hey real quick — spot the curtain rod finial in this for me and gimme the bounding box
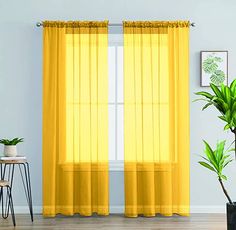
[36,22,42,27]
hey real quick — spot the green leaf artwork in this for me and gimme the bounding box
[210,70,225,86]
[202,56,219,74]
[202,53,226,86]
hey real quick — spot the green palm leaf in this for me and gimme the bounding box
[199,161,216,172]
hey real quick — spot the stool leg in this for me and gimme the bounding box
[19,163,33,222]
[7,186,16,226]
[26,163,33,222]
[0,187,3,219]
[2,164,14,219]
[0,164,2,204]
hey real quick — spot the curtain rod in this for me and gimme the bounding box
[36,22,196,27]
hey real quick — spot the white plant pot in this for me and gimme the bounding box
[4,145,17,157]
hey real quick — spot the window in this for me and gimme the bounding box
[108,33,124,170]
[64,31,170,169]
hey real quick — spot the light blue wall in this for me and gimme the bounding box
[1,0,236,212]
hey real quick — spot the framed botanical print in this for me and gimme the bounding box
[200,51,228,87]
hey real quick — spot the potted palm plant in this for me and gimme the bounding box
[199,140,235,230]
[0,138,24,157]
[195,79,236,230]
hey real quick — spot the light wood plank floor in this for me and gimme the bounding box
[0,214,227,230]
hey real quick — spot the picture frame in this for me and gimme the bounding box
[200,51,228,87]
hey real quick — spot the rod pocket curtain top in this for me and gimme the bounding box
[43,21,109,217]
[123,21,190,217]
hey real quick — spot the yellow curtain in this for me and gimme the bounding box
[124,21,190,217]
[42,21,109,217]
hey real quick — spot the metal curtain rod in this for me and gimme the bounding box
[36,22,196,27]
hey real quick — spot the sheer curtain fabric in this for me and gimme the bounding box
[43,21,109,217]
[123,21,190,217]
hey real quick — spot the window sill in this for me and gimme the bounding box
[59,161,175,172]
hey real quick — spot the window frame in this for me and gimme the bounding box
[108,36,124,171]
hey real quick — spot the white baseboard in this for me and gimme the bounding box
[110,206,226,214]
[13,205,226,214]
[110,206,124,213]
[190,205,226,213]
[14,206,42,214]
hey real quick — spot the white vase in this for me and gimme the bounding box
[4,145,17,157]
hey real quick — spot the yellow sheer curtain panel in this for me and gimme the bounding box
[43,21,109,217]
[124,21,190,217]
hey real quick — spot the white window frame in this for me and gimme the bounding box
[108,34,124,171]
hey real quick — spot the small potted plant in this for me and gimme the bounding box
[0,138,24,157]
[199,140,235,230]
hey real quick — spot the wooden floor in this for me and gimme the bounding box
[0,214,227,230]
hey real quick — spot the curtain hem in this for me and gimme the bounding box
[43,206,109,217]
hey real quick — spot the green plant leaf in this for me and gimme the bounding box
[221,84,227,101]
[192,98,211,103]
[203,140,218,170]
[225,86,232,107]
[223,159,233,168]
[231,101,236,113]
[194,80,236,133]
[210,83,223,99]
[230,79,236,93]
[0,137,24,145]
[195,91,213,100]
[216,140,226,163]
[224,124,231,130]
[218,116,227,122]
[199,155,211,163]
[225,110,231,123]
[199,161,216,172]
[221,175,227,180]
[199,140,232,185]
[226,148,235,152]
[202,102,213,111]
